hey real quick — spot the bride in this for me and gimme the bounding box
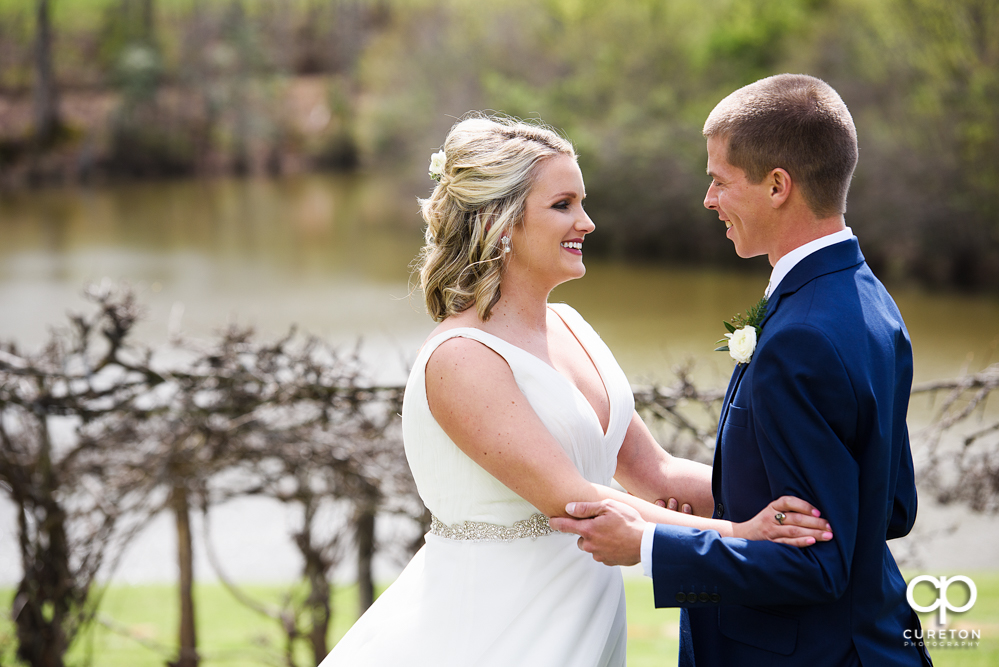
[319,115,832,666]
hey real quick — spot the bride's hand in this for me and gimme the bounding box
[655,498,693,514]
[732,496,833,547]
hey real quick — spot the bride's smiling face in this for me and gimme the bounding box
[508,155,595,289]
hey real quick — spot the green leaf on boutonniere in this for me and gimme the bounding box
[715,296,768,354]
[730,295,768,330]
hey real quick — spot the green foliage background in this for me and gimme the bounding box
[353,0,999,285]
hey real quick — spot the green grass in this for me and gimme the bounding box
[623,578,681,667]
[0,583,368,667]
[2,574,997,666]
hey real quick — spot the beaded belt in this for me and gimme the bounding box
[429,512,555,541]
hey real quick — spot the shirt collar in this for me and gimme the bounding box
[765,227,854,299]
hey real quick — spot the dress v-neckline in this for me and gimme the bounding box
[548,306,613,438]
[432,307,614,439]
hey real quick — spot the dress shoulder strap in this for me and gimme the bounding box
[548,302,587,332]
[548,303,606,350]
[415,327,523,374]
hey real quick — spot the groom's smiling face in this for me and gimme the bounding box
[704,135,777,262]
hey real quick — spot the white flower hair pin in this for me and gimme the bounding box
[428,150,446,182]
[716,296,768,364]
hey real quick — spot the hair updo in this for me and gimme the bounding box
[417,114,575,322]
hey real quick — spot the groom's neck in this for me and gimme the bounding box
[768,214,847,266]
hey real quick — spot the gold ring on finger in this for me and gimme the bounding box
[775,512,786,526]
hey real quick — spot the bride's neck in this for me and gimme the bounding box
[485,283,551,337]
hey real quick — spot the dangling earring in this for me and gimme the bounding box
[500,236,511,254]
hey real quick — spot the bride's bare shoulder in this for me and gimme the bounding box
[420,310,481,346]
[424,336,515,423]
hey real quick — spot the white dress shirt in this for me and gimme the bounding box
[764,227,854,299]
[640,226,855,577]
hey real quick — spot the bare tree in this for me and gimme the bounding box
[32,0,63,146]
[6,283,999,667]
[911,364,999,513]
[140,0,156,43]
[632,362,725,463]
[0,283,422,666]
[0,286,159,667]
[183,329,409,665]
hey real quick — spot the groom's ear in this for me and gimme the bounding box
[768,168,792,208]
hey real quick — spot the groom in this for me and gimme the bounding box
[552,74,931,666]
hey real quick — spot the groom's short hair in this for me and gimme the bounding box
[703,74,858,218]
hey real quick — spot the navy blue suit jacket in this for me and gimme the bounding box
[651,239,929,666]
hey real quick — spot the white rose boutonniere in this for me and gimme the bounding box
[724,326,757,364]
[715,296,768,364]
[428,150,446,182]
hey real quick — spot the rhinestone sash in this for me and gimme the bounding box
[429,512,555,541]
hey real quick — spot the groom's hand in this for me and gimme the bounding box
[548,500,646,567]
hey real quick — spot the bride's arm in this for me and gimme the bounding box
[426,337,618,518]
[589,482,830,541]
[614,411,714,517]
[426,338,830,543]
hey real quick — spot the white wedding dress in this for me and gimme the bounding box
[319,304,633,667]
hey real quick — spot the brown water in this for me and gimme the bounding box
[2,174,998,581]
[2,173,996,386]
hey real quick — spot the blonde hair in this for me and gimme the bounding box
[417,114,575,322]
[704,74,858,218]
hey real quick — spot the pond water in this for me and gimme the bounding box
[1,173,997,582]
[3,173,996,383]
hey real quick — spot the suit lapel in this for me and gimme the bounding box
[710,238,866,513]
[763,238,865,323]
